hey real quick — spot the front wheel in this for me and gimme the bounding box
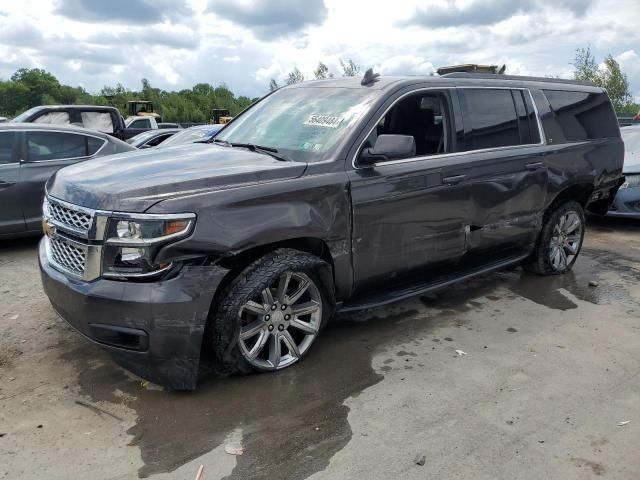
[210,249,332,374]
[524,201,585,275]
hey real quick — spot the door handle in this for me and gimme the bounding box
[525,162,544,171]
[442,174,466,185]
[0,181,16,189]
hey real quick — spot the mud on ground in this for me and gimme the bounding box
[1,217,639,480]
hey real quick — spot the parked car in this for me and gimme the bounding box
[39,71,624,389]
[608,126,640,218]
[154,124,222,148]
[158,123,181,129]
[123,115,160,139]
[0,117,8,123]
[0,123,135,238]
[126,128,180,149]
[12,105,126,140]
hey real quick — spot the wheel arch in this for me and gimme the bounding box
[209,237,344,316]
[545,183,593,220]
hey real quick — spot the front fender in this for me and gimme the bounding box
[148,171,353,297]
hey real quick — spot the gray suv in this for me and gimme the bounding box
[38,72,624,389]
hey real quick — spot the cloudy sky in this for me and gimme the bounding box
[0,0,638,99]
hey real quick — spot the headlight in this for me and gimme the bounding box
[620,174,640,189]
[102,214,195,279]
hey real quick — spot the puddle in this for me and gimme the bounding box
[57,243,639,478]
[62,306,458,479]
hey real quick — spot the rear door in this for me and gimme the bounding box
[19,130,93,231]
[0,130,24,235]
[456,87,548,265]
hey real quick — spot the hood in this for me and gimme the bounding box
[47,144,308,211]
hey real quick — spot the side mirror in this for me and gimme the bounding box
[359,134,416,166]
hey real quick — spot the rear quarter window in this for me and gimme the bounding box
[543,90,619,141]
[87,136,106,155]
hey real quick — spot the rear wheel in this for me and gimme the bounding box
[210,249,331,374]
[524,200,585,275]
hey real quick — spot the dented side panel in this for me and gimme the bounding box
[148,164,354,299]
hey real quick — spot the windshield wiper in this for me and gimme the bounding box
[228,142,292,162]
[209,138,292,162]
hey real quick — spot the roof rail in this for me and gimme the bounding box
[440,72,597,86]
[437,64,505,75]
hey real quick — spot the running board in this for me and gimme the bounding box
[338,254,528,313]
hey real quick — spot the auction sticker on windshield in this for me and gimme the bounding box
[304,114,342,128]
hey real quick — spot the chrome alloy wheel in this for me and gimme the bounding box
[237,271,322,370]
[548,210,583,271]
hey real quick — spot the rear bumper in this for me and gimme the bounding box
[38,238,228,389]
[607,186,640,219]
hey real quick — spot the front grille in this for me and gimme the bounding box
[48,198,92,233]
[49,236,86,276]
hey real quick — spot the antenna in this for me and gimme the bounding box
[361,68,380,86]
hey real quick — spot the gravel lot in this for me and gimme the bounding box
[1,218,639,480]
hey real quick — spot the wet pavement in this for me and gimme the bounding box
[1,217,639,479]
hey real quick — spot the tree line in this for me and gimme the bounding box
[0,69,255,122]
[0,50,637,122]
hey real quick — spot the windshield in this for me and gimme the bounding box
[215,86,380,162]
[13,107,42,122]
[158,125,221,148]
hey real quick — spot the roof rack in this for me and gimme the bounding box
[436,64,506,75]
[439,71,596,86]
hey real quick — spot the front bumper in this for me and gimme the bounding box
[607,186,640,219]
[39,238,228,389]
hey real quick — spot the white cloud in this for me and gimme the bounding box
[0,0,638,100]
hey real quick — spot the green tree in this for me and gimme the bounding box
[286,67,305,85]
[600,55,632,112]
[1,67,266,121]
[573,47,599,83]
[573,47,634,112]
[314,62,330,79]
[340,59,360,77]
[10,68,61,109]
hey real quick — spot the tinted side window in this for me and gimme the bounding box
[0,132,16,164]
[27,131,87,161]
[461,89,520,150]
[130,119,151,129]
[543,90,619,141]
[87,136,106,155]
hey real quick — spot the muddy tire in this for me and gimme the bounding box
[209,249,333,375]
[523,200,585,275]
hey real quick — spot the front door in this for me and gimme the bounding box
[0,130,24,235]
[347,88,471,294]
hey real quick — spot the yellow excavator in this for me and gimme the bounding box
[126,100,162,123]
